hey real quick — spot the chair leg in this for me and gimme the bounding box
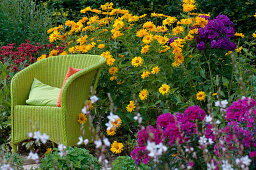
[11,143,17,153]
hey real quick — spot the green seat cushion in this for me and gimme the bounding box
[26,78,61,106]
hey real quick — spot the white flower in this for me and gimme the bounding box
[236,156,251,167]
[27,132,33,138]
[208,138,214,145]
[107,112,119,122]
[0,164,14,170]
[84,139,89,145]
[134,113,143,124]
[199,136,207,145]
[222,160,233,170]
[81,106,90,114]
[98,155,102,162]
[216,120,221,124]
[103,138,110,147]
[58,144,66,152]
[27,151,39,160]
[207,160,216,170]
[105,121,114,131]
[215,100,228,108]
[146,141,157,157]
[205,115,213,123]
[33,131,41,143]
[156,143,167,155]
[94,139,102,148]
[40,133,49,144]
[90,95,99,104]
[77,136,84,145]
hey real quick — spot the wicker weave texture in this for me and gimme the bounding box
[11,54,106,152]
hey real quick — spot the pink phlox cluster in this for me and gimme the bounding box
[130,146,150,165]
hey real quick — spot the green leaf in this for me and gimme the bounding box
[222,77,229,87]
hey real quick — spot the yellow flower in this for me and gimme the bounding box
[234,32,245,38]
[59,51,68,56]
[193,17,208,28]
[141,71,150,79]
[159,46,170,53]
[112,30,123,39]
[252,33,256,38]
[109,67,118,75]
[78,113,87,124]
[225,51,233,56]
[212,93,218,96]
[142,34,154,44]
[155,35,169,45]
[131,57,143,67]
[236,46,243,53]
[80,6,91,13]
[106,57,115,66]
[143,21,156,31]
[110,141,124,154]
[163,17,177,26]
[183,3,196,12]
[172,61,181,67]
[45,148,52,154]
[49,49,59,57]
[156,26,168,33]
[49,30,61,43]
[126,100,135,112]
[172,26,184,35]
[174,53,184,63]
[98,44,105,49]
[141,45,150,54]
[37,54,47,61]
[151,66,160,74]
[107,126,116,136]
[196,91,205,101]
[159,84,170,95]
[139,89,149,100]
[136,29,148,37]
[111,118,122,128]
[110,76,117,81]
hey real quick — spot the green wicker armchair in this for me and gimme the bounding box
[11,54,106,152]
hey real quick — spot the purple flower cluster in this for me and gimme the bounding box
[196,15,236,51]
[131,106,206,164]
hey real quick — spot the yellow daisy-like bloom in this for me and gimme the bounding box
[136,29,148,37]
[111,141,124,154]
[107,126,116,136]
[196,91,205,101]
[131,57,143,67]
[143,21,156,31]
[112,30,123,39]
[85,100,93,110]
[141,71,150,79]
[106,57,116,66]
[139,89,149,100]
[252,33,256,38]
[37,54,47,61]
[159,46,170,53]
[172,26,184,35]
[183,0,195,4]
[183,4,196,12]
[110,76,117,81]
[98,44,105,49]
[163,17,177,26]
[236,46,243,53]
[234,32,245,38]
[151,66,160,74]
[142,34,154,44]
[111,118,122,128]
[126,100,135,112]
[159,84,170,95]
[80,6,91,13]
[212,93,218,96]
[172,61,181,67]
[49,49,59,57]
[109,67,118,75]
[141,45,150,54]
[49,30,61,43]
[78,113,87,124]
[174,53,184,63]
[156,26,168,33]
[193,17,208,28]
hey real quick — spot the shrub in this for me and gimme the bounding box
[40,147,101,169]
[0,0,55,45]
[112,156,149,170]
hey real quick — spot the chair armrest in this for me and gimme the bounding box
[11,64,38,107]
[61,58,105,116]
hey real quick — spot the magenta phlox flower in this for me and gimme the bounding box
[130,146,150,165]
[156,113,175,129]
[137,126,156,147]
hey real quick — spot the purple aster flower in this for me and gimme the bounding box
[197,41,206,51]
